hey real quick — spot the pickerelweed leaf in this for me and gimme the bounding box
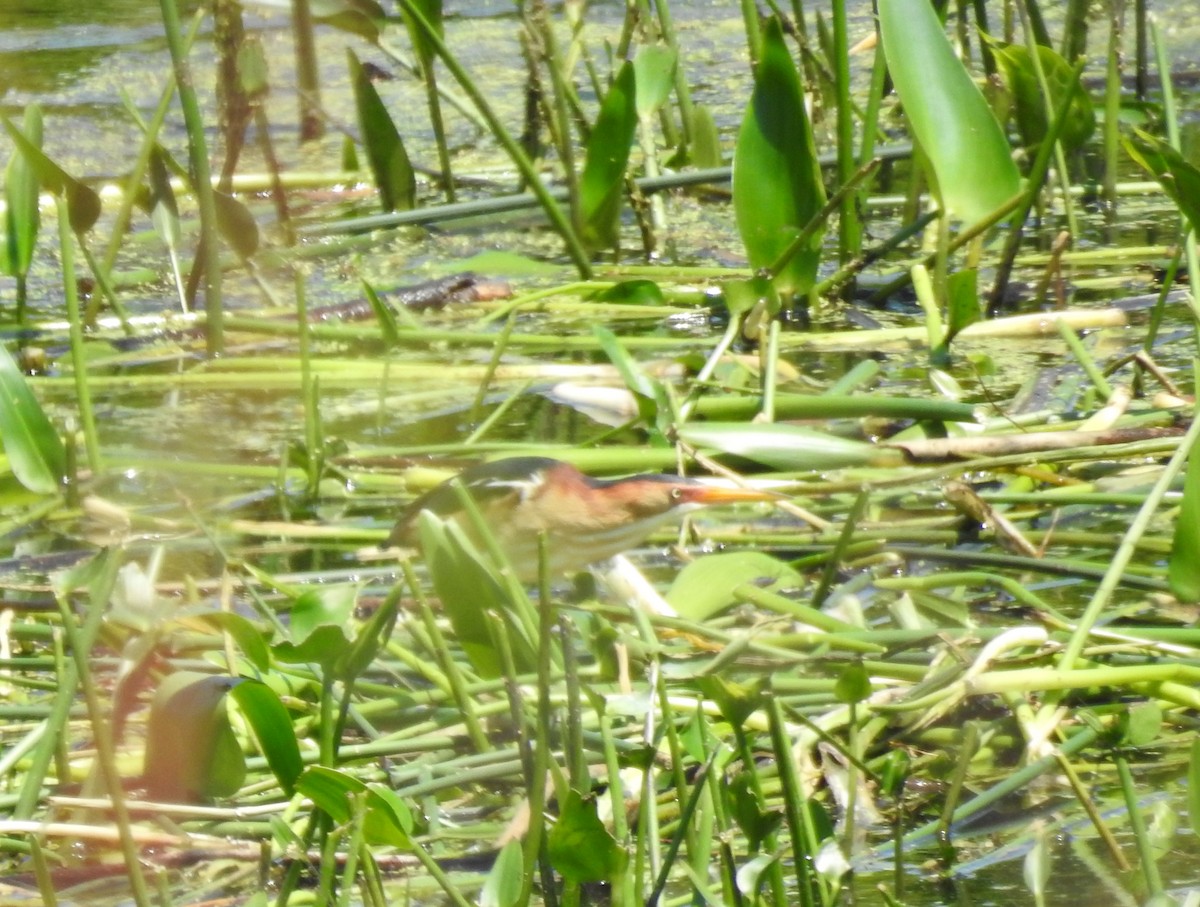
[878,0,1020,224]
[1125,130,1200,235]
[228,679,302,796]
[0,342,65,494]
[546,790,623,883]
[143,672,244,802]
[213,190,260,259]
[578,61,637,251]
[678,422,896,471]
[480,840,524,907]
[297,766,414,847]
[192,611,272,672]
[688,103,723,169]
[417,510,534,678]
[348,48,416,212]
[733,17,825,302]
[667,551,801,621]
[632,45,676,120]
[3,104,42,279]
[984,35,1095,154]
[2,114,101,233]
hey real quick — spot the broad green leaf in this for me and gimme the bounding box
[228,679,302,795]
[578,62,637,251]
[1125,130,1200,235]
[726,773,783,852]
[143,672,244,802]
[0,343,65,494]
[480,840,524,907]
[697,675,765,729]
[878,0,1020,224]
[213,190,260,259]
[833,661,871,704]
[297,766,414,847]
[667,551,802,621]
[1117,701,1162,747]
[688,103,723,169]
[3,104,42,279]
[417,510,535,678]
[192,611,272,671]
[271,585,359,671]
[2,114,101,233]
[1168,442,1200,602]
[347,48,416,212]
[546,790,623,883]
[733,17,825,302]
[985,36,1095,154]
[943,267,981,345]
[589,279,665,306]
[633,45,676,120]
[678,422,896,471]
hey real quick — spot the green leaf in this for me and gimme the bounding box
[228,680,302,796]
[578,61,637,251]
[0,343,65,494]
[1125,130,1200,235]
[192,611,272,672]
[147,147,182,254]
[1,114,101,234]
[725,772,783,851]
[677,422,895,471]
[589,279,665,306]
[271,585,358,670]
[417,510,535,678]
[697,675,765,729]
[985,36,1095,154]
[943,268,981,345]
[688,104,723,169]
[667,551,802,621]
[1168,441,1200,602]
[878,0,1021,224]
[546,790,623,883]
[480,840,524,907]
[213,190,260,259]
[143,672,245,802]
[632,45,676,120]
[400,0,442,69]
[1117,701,1162,747]
[2,104,42,279]
[593,324,673,438]
[833,661,871,704]
[733,17,826,302]
[297,766,414,847]
[347,48,416,212]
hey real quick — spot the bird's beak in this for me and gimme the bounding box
[684,484,784,505]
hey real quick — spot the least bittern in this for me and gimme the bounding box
[384,456,778,580]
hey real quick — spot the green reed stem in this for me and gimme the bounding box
[158,0,223,354]
[57,198,101,475]
[55,553,152,907]
[831,0,861,265]
[391,0,591,277]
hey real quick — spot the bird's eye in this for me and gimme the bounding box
[670,487,683,500]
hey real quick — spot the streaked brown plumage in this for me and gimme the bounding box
[385,457,778,580]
